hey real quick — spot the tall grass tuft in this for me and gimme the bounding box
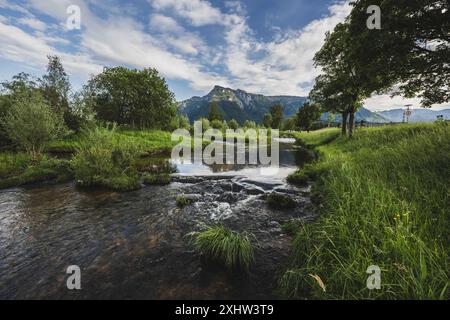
[190,225,255,272]
[71,126,141,191]
[282,123,450,299]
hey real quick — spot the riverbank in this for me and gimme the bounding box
[281,123,449,299]
[0,129,176,190]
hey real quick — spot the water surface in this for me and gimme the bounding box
[0,142,315,299]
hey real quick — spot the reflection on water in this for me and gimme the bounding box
[0,142,314,299]
[172,143,311,177]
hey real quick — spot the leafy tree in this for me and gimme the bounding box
[86,67,177,130]
[263,113,273,128]
[228,119,239,130]
[1,73,40,148]
[313,22,375,138]
[243,120,257,129]
[1,91,66,160]
[208,101,223,121]
[327,113,336,127]
[210,119,224,131]
[40,55,70,116]
[193,117,210,133]
[282,117,297,131]
[296,102,321,132]
[270,104,284,129]
[347,0,450,107]
[309,73,356,136]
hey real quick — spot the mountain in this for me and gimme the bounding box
[377,108,450,123]
[179,85,390,124]
[321,108,389,124]
[179,86,307,123]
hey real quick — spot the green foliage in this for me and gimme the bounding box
[263,113,273,128]
[243,120,257,129]
[1,91,67,160]
[1,73,39,149]
[347,0,449,107]
[190,225,255,271]
[296,102,321,132]
[169,114,190,131]
[283,123,450,299]
[227,119,239,130]
[176,195,192,207]
[0,155,73,189]
[193,118,210,133]
[71,126,141,191]
[270,104,284,129]
[210,119,224,131]
[287,171,309,186]
[282,117,297,131]
[283,128,340,147]
[281,220,305,236]
[0,152,32,179]
[40,55,70,116]
[266,192,297,210]
[208,101,223,121]
[86,67,177,130]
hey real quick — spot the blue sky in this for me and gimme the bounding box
[0,0,448,110]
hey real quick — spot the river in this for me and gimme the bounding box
[0,141,315,299]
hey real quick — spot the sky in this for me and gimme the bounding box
[0,0,448,111]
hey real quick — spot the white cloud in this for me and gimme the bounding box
[17,16,47,31]
[364,94,450,111]
[0,0,446,109]
[148,0,225,27]
[150,14,183,33]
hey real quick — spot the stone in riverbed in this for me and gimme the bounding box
[266,192,297,210]
[183,194,203,202]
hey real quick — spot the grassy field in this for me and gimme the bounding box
[0,128,176,190]
[45,129,176,155]
[282,123,449,299]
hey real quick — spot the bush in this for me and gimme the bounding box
[1,91,67,160]
[71,126,141,191]
[190,225,255,271]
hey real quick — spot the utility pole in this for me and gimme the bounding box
[403,104,413,123]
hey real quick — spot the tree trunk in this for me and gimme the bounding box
[348,111,355,139]
[341,112,348,136]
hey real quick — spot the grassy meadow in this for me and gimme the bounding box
[282,123,449,299]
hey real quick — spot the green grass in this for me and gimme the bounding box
[143,173,171,185]
[0,155,73,189]
[176,195,192,207]
[283,128,340,147]
[0,152,32,179]
[189,225,255,271]
[281,123,449,299]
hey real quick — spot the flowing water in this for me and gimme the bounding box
[0,142,316,299]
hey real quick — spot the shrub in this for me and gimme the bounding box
[190,225,255,271]
[71,126,141,191]
[1,91,67,160]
